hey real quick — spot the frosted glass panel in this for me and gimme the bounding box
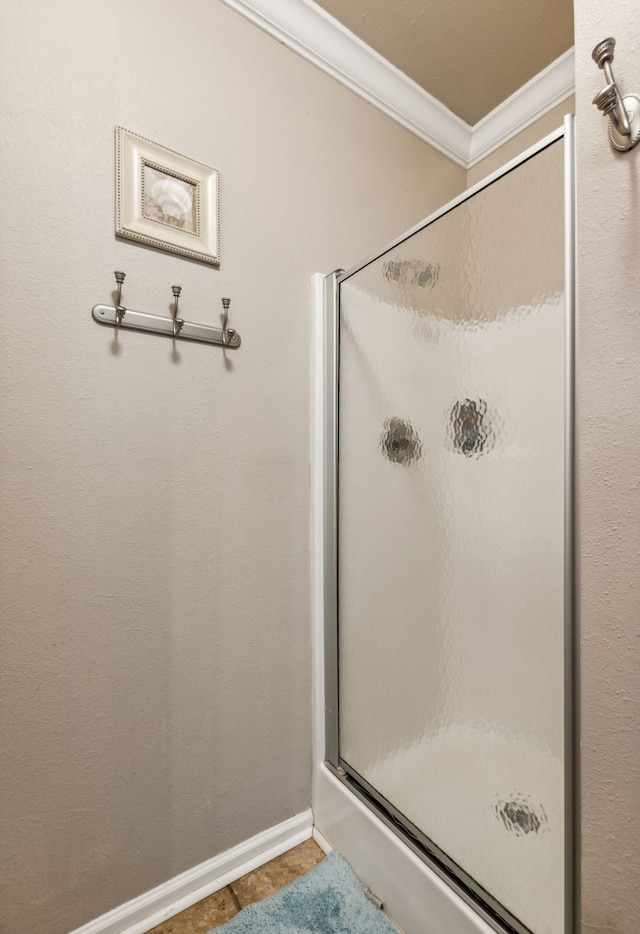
[337,140,565,934]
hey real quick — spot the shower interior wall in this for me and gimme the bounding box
[335,137,567,934]
[338,145,566,767]
[338,294,566,765]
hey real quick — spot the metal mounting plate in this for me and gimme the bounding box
[91,303,241,348]
[609,95,640,151]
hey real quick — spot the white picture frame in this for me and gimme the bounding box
[115,126,220,266]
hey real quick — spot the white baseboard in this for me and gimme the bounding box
[68,810,313,934]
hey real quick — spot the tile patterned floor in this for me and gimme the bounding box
[147,839,326,934]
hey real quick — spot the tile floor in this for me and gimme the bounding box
[147,839,326,934]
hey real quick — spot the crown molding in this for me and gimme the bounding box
[468,49,575,167]
[220,0,574,170]
[220,0,471,166]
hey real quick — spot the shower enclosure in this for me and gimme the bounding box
[314,119,576,934]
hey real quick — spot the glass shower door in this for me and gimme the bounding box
[332,131,573,934]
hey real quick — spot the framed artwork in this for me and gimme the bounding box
[115,126,220,266]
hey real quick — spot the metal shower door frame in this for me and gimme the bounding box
[322,116,578,934]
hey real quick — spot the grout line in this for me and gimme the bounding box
[227,885,242,912]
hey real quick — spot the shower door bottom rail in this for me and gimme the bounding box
[326,759,534,934]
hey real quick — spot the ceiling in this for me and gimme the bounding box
[312,0,574,125]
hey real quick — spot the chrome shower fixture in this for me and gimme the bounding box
[592,38,640,152]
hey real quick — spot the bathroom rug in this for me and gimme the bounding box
[209,851,398,933]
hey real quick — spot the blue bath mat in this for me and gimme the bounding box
[212,851,398,933]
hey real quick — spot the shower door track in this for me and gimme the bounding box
[328,759,527,934]
[321,117,578,934]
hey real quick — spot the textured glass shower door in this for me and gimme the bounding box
[331,131,574,934]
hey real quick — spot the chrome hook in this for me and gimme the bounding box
[114,271,126,327]
[171,285,184,337]
[592,38,630,136]
[592,38,640,152]
[221,297,232,346]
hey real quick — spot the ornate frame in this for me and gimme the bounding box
[115,126,220,266]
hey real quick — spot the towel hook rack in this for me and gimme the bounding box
[92,271,241,349]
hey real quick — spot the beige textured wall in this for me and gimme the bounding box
[0,2,465,933]
[574,4,640,933]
